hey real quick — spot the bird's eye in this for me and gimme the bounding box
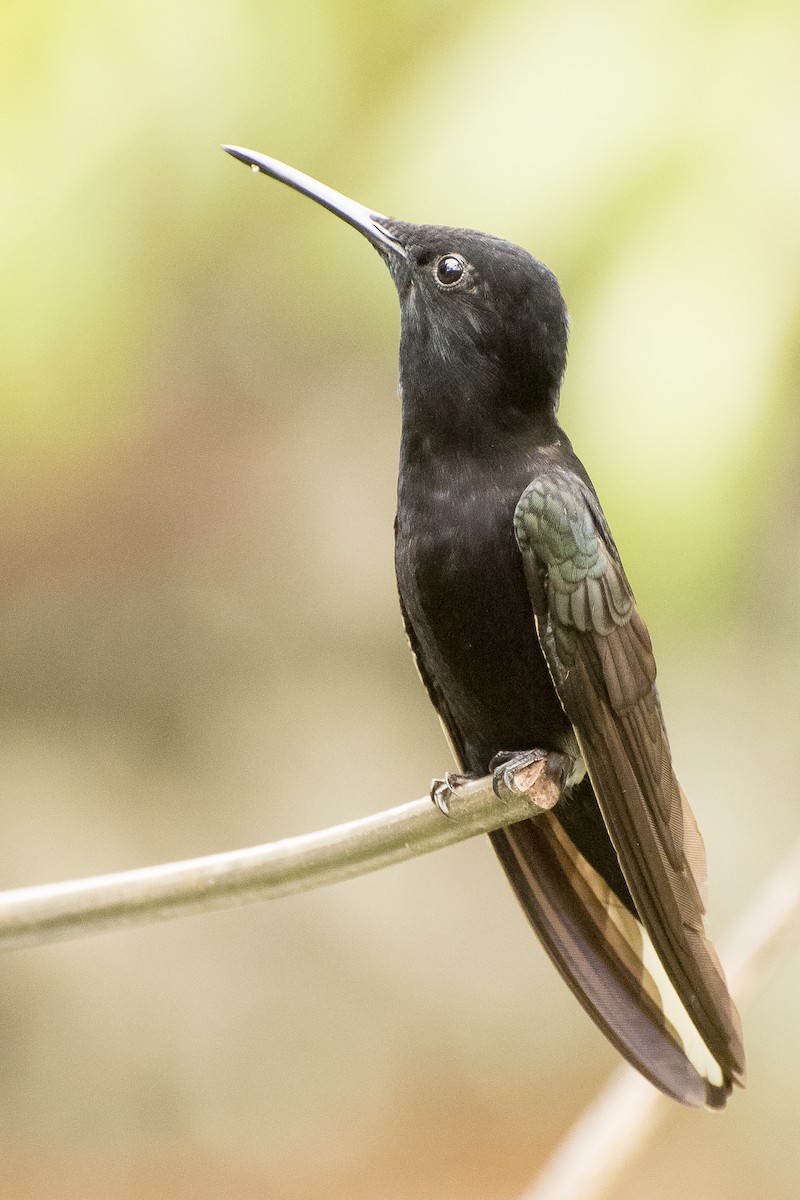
[434,254,466,288]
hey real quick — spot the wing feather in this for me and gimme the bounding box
[491,814,730,1108]
[515,471,745,1091]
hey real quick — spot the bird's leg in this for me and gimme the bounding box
[430,772,477,816]
[490,749,573,806]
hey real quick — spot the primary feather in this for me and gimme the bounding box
[513,469,745,1101]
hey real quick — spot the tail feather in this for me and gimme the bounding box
[490,814,733,1109]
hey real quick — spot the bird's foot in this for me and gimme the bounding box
[490,749,572,809]
[430,772,476,816]
[490,749,547,799]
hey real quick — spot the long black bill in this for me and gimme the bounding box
[222,145,406,259]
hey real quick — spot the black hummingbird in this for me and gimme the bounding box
[223,145,745,1108]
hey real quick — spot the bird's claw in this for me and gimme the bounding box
[489,748,568,816]
[490,749,547,798]
[432,752,570,816]
[430,772,473,816]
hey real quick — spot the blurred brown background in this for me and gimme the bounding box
[1,1,799,1197]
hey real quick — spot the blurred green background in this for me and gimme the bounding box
[1,0,799,1196]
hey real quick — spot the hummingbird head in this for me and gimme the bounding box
[379,219,569,415]
[223,146,569,424]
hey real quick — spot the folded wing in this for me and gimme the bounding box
[512,470,744,1102]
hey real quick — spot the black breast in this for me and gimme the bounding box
[394,453,573,774]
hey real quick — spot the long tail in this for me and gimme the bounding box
[490,810,734,1108]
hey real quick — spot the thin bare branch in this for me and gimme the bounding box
[521,838,800,1200]
[0,757,561,952]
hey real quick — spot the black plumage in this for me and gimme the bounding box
[224,146,745,1107]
